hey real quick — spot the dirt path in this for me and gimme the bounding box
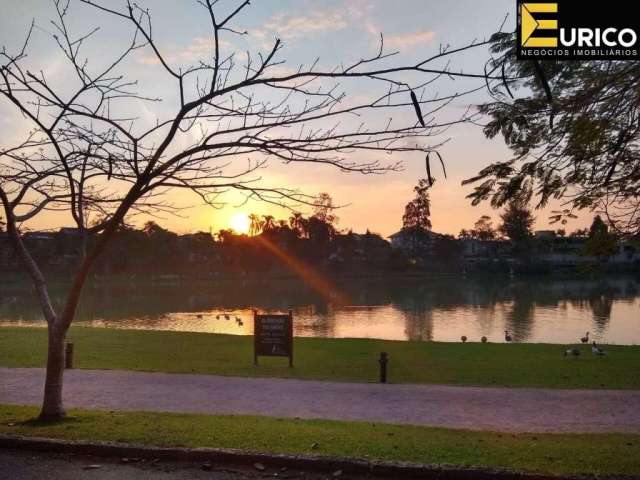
[2,368,639,433]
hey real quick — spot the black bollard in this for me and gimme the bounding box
[378,352,388,383]
[65,342,74,369]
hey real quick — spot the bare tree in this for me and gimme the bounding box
[1,0,496,419]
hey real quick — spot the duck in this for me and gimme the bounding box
[461,335,467,343]
[592,341,607,356]
[224,314,230,320]
[564,347,580,357]
[481,336,488,343]
[504,330,512,343]
[216,314,220,320]
[196,314,203,319]
[580,332,589,344]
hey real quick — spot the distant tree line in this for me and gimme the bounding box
[6,195,398,276]
[400,178,627,265]
[2,187,630,278]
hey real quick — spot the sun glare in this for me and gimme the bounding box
[229,212,251,234]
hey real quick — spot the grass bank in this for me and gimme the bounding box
[2,327,640,389]
[1,405,639,477]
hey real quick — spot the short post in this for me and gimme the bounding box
[65,342,74,369]
[288,309,293,368]
[253,310,258,366]
[378,352,388,383]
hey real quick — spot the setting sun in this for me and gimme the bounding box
[229,212,251,234]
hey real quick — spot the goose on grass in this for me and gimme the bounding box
[592,341,607,356]
[564,347,580,358]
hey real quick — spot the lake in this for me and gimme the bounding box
[1,275,639,345]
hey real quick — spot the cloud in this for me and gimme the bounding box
[262,64,299,77]
[341,1,436,51]
[252,9,350,42]
[384,31,437,50]
[138,36,234,66]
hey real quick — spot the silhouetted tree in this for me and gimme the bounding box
[466,31,640,234]
[584,216,617,259]
[583,230,618,259]
[142,222,179,272]
[432,234,461,269]
[97,222,147,273]
[217,229,236,244]
[289,212,309,238]
[462,215,497,241]
[570,228,589,239]
[401,179,434,254]
[589,215,609,238]
[499,201,534,242]
[474,216,496,240]
[261,215,276,233]
[307,216,336,256]
[313,193,339,225]
[402,179,432,232]
[248,214,263,237]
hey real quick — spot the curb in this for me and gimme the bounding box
[0,434,630,480]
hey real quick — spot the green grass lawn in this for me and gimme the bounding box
[1,327,640,389]
[1,405,639,477]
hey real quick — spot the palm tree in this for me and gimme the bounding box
[289,212,308,238]
[262,215,276,233]
[248,213,263,236]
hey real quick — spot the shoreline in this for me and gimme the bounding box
[1,269,638,286]
[1,323,639,347]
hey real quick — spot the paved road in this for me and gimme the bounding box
[0,448,341,480]
[2,368,640,433]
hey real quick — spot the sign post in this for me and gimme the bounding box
[253,310,293,367]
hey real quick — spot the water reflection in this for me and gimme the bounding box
[1,275,639,344]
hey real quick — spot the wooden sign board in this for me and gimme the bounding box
[254,310,293,367]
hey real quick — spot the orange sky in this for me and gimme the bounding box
[2,1,594,238]
[157,123,592,238]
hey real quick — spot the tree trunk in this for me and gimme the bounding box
[1,188,67,420]
[2,186,142,422]
[39,325,67,420]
